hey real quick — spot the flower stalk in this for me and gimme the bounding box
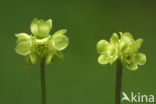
[115,60,123,104]
[40,58,46,104]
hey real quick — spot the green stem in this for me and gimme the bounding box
[115,60,123,104]
[40,58,46,104]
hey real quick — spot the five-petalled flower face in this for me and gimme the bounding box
[97,32,146,70]
[15,18,69,66]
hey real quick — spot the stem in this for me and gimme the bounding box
[115,60,123,104]
[40,58,46,104]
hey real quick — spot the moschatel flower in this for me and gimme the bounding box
[15,18,69,66]
[97,32,146,70]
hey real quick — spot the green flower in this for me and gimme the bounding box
[97,32,146,70]
[15,18,69,66]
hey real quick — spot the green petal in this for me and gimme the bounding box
[107,44,117,56]
[25,55,32,66]
[119,32,134,52]
[30,53,40,64]
[124,55,138,70]
[15,40,31,55]
[109,54,118,65]
[15,33,30,43]
[135,38,143,51]
[53,29,67,37]
[110,33,119,45]
[47,39,56,53]
[123,38,143,54]
[51,52,64,64]
[135,53,146,65]
[38,19,52,38]
[30,18,52,38]
[45,54,53,65]
[30,18,39,37]
[126,62,138,70]
[97,40,109,55]
[98,55,109,64]
[46,19,52,28]
[120,32,134,41]
[53,35,69,51]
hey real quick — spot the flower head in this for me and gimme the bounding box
[97,32,146,70]
[15,18,69,66]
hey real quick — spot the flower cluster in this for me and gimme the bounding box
[97,32,146,70]
[15,18,69,66]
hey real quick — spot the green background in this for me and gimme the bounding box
[0,0,155,104]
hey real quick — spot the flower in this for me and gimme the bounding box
[97,32,146,70]
[15,18,69,66]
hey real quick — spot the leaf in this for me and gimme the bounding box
[52,35,69,51]
[97,40,109,55]
[98,55,109,64]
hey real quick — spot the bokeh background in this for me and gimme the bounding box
[0,0,155,104]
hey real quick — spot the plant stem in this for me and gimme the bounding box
[40,58,46,104]
[115,60,123,104]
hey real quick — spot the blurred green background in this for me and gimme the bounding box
[0,0,155,104]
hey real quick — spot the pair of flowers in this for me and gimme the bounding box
[15,18,146,70]
[15,18,146,104]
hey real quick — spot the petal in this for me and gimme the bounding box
[135,53,146,65]
[47,39,56,53]
[135,38,143,51]
[97,40,109,55]
[119,32,134,52]
[98,55,109,64]
[38,19,52,38]
[51,52,64,64]
[53,35,69,51]
[30,53,40,64]
[52,29,67,37]
[110,33,119,45]
[15,40,31,55]
[45,54,53,65]
[109,54,118,65]
[30,18,52,38]
[124,39,143,54]
[46,19,52,28]
[25,55,32,66]
[107,44,117,56]
[15,33,30,43]
[126,62,138,71]
[120,32,134,42]
[30,18,39,37]
[124,55,138,70]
